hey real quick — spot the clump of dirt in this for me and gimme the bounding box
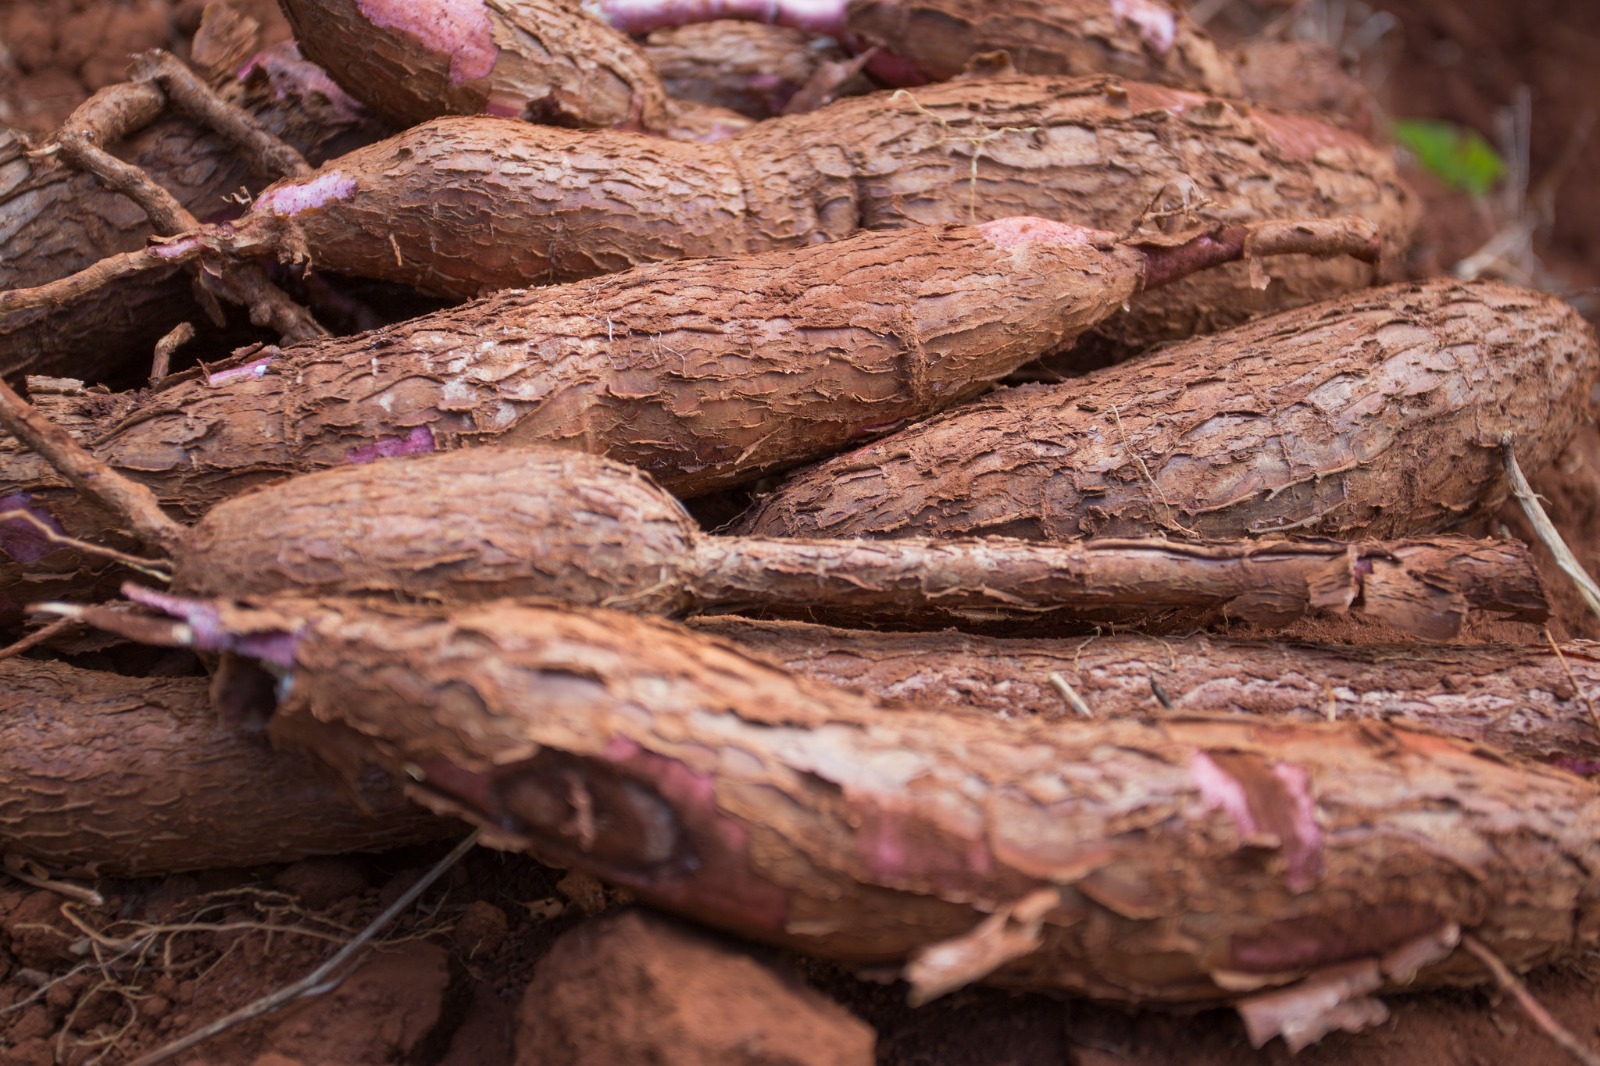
[516,909,876,1066]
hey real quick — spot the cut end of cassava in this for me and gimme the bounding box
[352,0,498,84]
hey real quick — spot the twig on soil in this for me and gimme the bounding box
[0,377,185,555]
[2,854,105,906]
[1504,435,1600,622]
[1460,934,1600,1066]
[127,831,480,1066]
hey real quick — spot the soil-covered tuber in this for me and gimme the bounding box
[738,279,1600,543]
[0,657,457,875]
[67,593,1600,1015]
[142,447,1543,638]
[689,617,1600,770]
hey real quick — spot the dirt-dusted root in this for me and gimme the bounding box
[78,594,1600,1013]
[642,21,853,118]
[0,658,458,876]
[213,74,1412,340]
[278,0,671,131]
[737,279,1600,544]
[842,0,1243,96]
[517,909,877,1064]
[688,617,1600,770]
[163,448,1543,638]
[0,41,385,385]
[0,217,1380,618]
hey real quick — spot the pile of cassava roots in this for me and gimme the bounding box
[2,0,1598,1062]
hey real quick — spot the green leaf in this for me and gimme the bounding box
[1392,119,1507,198]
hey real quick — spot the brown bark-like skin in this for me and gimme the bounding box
[0,658,456,876]
[278,0,671,131]
[245,74,1414,351]
[0,45,385,385]
[171,448,1545,637]
[689,617,1600,769]
[112,596,1600,1006]
[738,279,1600,544]
[1,217,1373,621]
[844,0,1243,96]
[643,22,851,118]
[517,909,877,1065]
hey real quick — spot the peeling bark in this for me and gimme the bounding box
[0,657,457,876]
[688,617,1600,769]
[77,595,1600,1006]
[738,279,1600,544]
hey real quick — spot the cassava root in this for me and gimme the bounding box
[0,657,456,876]
[738,278,1600,543]
[0,217,1382,622]
[59,593,1600,1014]
[688,617,1600,769]
[163,448,1545,638]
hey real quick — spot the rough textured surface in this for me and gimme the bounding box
[844,0,1243,96]
[643,21,851,118]
[516,909,876,1065]
[0,658,456,876]
[171,448,1545,637]
[690,617,1600,769]
[0,217,1376,623]
[98,595,1600,1007]
[738,279,1600,543]
[236,74,1414,354]
[279,0,672,131]
[0,40,385,385]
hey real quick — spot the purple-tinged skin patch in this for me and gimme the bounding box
[590,0,848,36]
[1110,0,1176,55]
[854,803,993,895]
[356,0,497,83]
[1191,751,1324,893]
[207,356,275,386]
[859,46,928,87]
[602,735,790,932]
[1552,758,1600,777]
[1271,762,1324,892]
[344,425,438,465]
[121,585,302,669]
[1191,750,1257,834]
[0,493,66,563]
[149,234,204,260]
[237,44,369,121]
[253,172,358,217]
